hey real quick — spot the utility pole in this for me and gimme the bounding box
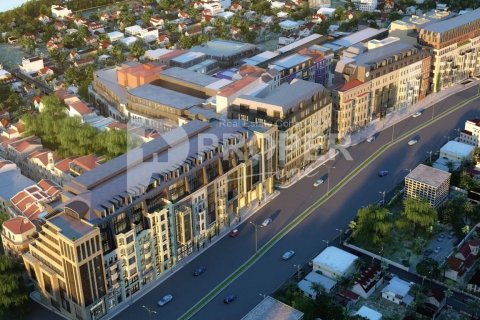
[322,239,329,247]
[379,191,386,206]
[426,150,432,163]
[293,264,301,281]
[336,228,343,244]
[142,305,157,320]
[325,165,336,194]
[250,221,261,254]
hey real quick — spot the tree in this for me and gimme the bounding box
[416,258,439,278]
[0,255,30,319]
[130,40,146,60]
[352,204,391,250]
[178,35,193,49]
[397,198,437,237]
[111,44,125,64]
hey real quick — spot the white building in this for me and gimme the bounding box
[279,20,300,31]
[203,2,224,15]
[51,5,72,19]
[298,271,337,299]
[121,36,138,47]
[19,56,44,75]
[107,31,124,42]
[312,246,358,280]
[355,306,382,320]
[124,25,143,36]
[138,27,158,43]
[459,119,480,147]
[352,0,378,12]
[433,140,475,171]
[309,0,332,9]
[381,277,414,305]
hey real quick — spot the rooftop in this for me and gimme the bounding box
[421,8,480,33]
[270,53,311,69]
[2,216,35,235]
[313,246,358,275]
[128,83,205,109]
[171,51,206,64]
[0,170,35,202]
[276,34,322,54]
[332,28,388,49]
[406,164,451,187]
[355,306,382,320]
[440,140,475,157]
[191,39,256,58]
[49,213,95,240]
[354,41,415,68]
[382,276,412,297]
[161,67,221,87]
[241,296,304,320]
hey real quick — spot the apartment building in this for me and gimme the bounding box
[2,217,36,259]
[419,9,480,92]
[19,56,45,75]
[404,164,451,208]
[332,39,431,137]
[23,119,277,319]
[352,0,378,12]
[229,79,332,183]
[459,119,480,147]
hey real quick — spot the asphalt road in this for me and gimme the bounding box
[28,84,480,320]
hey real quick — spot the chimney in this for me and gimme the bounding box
[47,152,54,171]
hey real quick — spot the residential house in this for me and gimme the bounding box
[446,240,480,282]
[107,31,124,42]
[150,16,164,27]
[433,141,475,171]
[381,276,414,305]
[88,22,105,34]
[351,264,383,298]
[312,246,358,280]
[74,57,95,68]
[1,217,36,259]
[51,5,72,20]
[38,67,54,79]
[459,119,480,147]
[298,271,337,298]
[0,158,35,216]
[355,306,383,320]
[53,21,67,31]
[125,25,143,36]
[139,27,158,43]
[38,14,51,24]
[69,154,103,177]
[416,289,446,320]
[19,56,44,75]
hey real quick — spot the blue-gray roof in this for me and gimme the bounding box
[421,8,480,33]
[0,170,35,202]
[354,41,415,67]
[49,213,95,240]
[161,67,220,87]
[128,84,205,110]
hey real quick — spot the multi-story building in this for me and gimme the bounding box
[229,79,332,183]
[308,0,331,9]
[352,0,378,12]
[404,164,451,208]
[332,39,432,137]
[2,216,36,258]
[459,119,480,147]
[190,40,257,68]
[23,119,277,319]
[19,56,45,75]
[0,157,35,215]
[419,8,480,92]
[51,5,72,19]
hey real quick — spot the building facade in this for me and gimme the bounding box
[419,9,480,92]
[459,119,480,147]
[23,120,277,319]
[229,79,332,183]
[404,164,451,208]
[2,216,36,258]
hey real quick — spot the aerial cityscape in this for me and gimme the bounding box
[1,0,480,320]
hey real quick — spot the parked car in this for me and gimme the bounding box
[158,294,173,306]
[229,229,240,238]
[367,136,375,143]
[282,250,295,260]
[408,139,418,146]
[193,265,207,276]
[223,295,237,304]
[378,170,389,177]
[437,237,443,242]
[261,218,272,227]
[412,111,423,118]
[423,249,433,257]
[313,179,324,187]
[434,246,441,253]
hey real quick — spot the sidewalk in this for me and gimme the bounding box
[340,79,480,147]
[277,149,339,189]
[100,190,280,320]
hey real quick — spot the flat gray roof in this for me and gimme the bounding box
[270,53,311,69]
[0,170,35,202]
[161,67,219,87]
[406,164,451,188]
[171,51,206,64]
[354,41,415,67]
[238,79,325,112]
[94,68,127,104]
[241,296,304,320]
[191,39,256,57]
[421,8,480,33]
[129,84,204,110]
[333,27,388,48]
[49,213,95,240]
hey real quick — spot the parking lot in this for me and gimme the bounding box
[423,231,457,263]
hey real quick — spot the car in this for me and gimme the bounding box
[412,111,423,118]
[158,294,173,307]
[223,295,237,304]
[282,250,295,260]
[423,249,433,257]
[408,139,418,146]
[261,218,272,227]
[437,237,443,242]
[378,170,389,177]
[229,229,240,238]
[439,233,445,238]
[448,232,454,239]
[366,136,375,143]
[434,246,441,253]
[193,265,207,276]
[313,179,324,187]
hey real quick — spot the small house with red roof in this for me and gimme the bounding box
[351,264,383,298]
[69,155,103,177]
[1,217,36,258]
[415,288,446,320]
[445,239,480,282]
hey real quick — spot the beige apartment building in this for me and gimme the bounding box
[23,119,277,319]
[404,164,451,208]
[229,79,332,183]
[333,39,431,137]
[419,8,480,92]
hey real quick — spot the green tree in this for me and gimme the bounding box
[0,255,30,319]
[416,258,439,278]
[130,39,146,59]
[398,198,437,237]
[352,204,391,250]
[178,35,193,49]
[111,44,125,64]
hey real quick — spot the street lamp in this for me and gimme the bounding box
[391,123,395,142]
[336,228,343,243]
[444,135,450,142]
[250,221,261,254]
[322,239,329,247]
[142,305,157,320]
[379,191,386,206]
[294,264,301,281]
[325,165,336,194]
[426,150,433,163]
[404,168,412,174]
[259,293,266,299]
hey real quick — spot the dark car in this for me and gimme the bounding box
[224,295,237,304]
[193,265,206,276]
[229,229,240,238]
[378,170,389,177]
[423,249,433,257]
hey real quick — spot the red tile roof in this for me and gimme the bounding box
[72,155,101,171]
[2,217,35,235]
[55,158,73,173]
[37,179,61,197]
[448,257,463,271]
[69,101,92,116]
[339,79,364,92]
[218,75,258,97]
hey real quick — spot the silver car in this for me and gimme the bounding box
[282,250,295,260]
[158,294,173,306]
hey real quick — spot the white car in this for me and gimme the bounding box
[282,250,295,260]
[158,294,173,306]
[313,179,324,187]
[408,139,418,146]
[366,136,375,143]
[412,111,423,118]
[261,218,272,227]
